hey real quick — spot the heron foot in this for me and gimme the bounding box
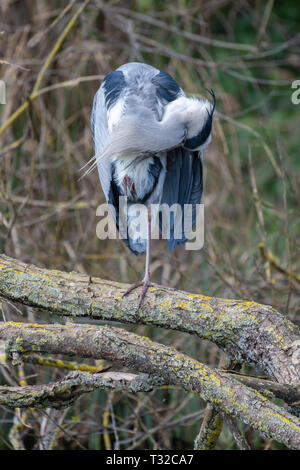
[123,279,176,308]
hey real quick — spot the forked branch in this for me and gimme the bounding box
[0,254,300,448]
[0,254,299,384]
[0,321,300,449]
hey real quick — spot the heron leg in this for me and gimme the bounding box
[123,207,151,306]
[123,207,176,308]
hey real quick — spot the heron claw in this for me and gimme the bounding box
[123,278,151,308]
[123,279,176,309]
[138,280,151,308]
[123,281,144,297]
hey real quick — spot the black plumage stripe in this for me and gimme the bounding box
[184,115,212,150]
[151,70,181,103]
[184,88,216,151]
[102,70,126,109]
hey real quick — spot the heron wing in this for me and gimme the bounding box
[160,148,203,251]
[91,71,132,246]
[91,69,152,255]
[149,69,203,250]
[91,69,129,196]
[90,79,112,203]
[151,69,184,104]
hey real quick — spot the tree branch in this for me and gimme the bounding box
[194,406,224,450]
[3,350,300,408]
[223,414,250,450]
[223,371,300,407]
[0,321,300,449]
[0,254,299,384]
[0,371,165,409]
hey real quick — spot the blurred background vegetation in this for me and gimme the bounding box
[0,0,299,450]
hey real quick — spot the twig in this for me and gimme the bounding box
[0,0,91,138]
[223,414,250,450]
[103,6,258,52]
[259,242,300,284]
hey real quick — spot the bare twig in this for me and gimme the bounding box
[223,414,250,450]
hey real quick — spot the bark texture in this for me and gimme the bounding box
[0,321,300,449]
[0,254,300,449]
[0,370,164,408]
[0,254,299,384]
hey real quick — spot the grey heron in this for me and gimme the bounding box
[89,62,215,307]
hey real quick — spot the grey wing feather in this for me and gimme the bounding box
[90,73,141,255]
[160,148,203,251]
[149,68,203,251]
[90,84,112,204]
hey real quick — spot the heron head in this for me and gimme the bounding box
[161,90,215,152]
[181,89,215,151]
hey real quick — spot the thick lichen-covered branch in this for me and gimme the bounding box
[0,254,299,384]
[3,349,299,409]
[0,321,300,449]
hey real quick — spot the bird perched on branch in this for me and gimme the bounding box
[89,62,215,307]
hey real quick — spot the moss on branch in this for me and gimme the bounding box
[194,406,224,450]
[0,254,299,384]
[1,321,300,449]
[0,370,165,409]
